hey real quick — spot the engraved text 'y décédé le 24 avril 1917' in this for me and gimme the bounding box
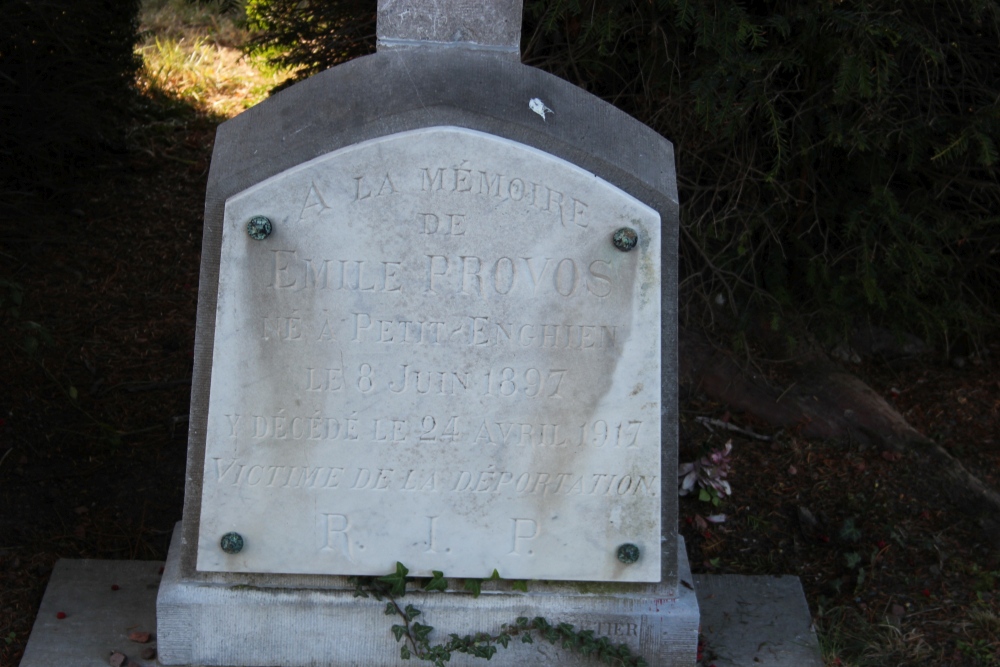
[197,128,662,582]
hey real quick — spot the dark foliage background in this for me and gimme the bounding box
[523,0,1000,356]
[0,0,142,197]
[244,0,1000,355]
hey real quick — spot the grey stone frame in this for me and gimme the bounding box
[182,47,680,588]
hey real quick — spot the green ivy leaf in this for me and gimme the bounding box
[464,578,482,598]
[423,570,447,592]
[497,633,511,648]
[384,602,396,616]
[487,568,501,581]
[400,645,411,660]
[472,645,497,659]
[521,634,533,644]
[391,625,406,642]
[433,649,448,663]
[413,622,433,642]
[404,604,421,621]
[511,580,529,592]
[378,562,410,597]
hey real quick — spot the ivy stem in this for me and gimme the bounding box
[385,592,422,657]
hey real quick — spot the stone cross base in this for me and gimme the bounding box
[156,527,699,666]
[18,547,823,667]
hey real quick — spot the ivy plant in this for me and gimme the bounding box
[351,562,647,667]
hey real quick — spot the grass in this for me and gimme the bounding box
[814,591,1000,666]
[137,0,295,118]
[809,581,941,666]
[813,541,998,667]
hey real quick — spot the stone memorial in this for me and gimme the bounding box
[155,0,698,663]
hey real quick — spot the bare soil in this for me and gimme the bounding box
[1,96,998,667]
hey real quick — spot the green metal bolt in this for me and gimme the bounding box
[246,216,272,240]
[220,532,244,554]
[617,543,640,564]
[612,227,638,251]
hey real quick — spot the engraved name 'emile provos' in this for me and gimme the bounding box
[267,250,615,299]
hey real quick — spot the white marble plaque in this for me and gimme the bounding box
[197,127,661,581]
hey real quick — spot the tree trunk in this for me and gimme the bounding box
[678,326,1000,542]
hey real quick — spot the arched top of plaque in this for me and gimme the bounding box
[203,49,677,228]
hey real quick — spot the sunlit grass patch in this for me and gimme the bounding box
[137,0,295,117]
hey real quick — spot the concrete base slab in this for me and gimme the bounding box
[19,562,820,667]
[694,574,822,667]
[18,559,163,667]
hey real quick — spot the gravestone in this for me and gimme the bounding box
[156,0,698,664]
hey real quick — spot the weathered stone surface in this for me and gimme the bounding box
[377,0,522,54]
[694,574,823,667]
[163,527,698,667]
[20,555,821,667]
[198,127,662,582]
[18,559,161,667]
